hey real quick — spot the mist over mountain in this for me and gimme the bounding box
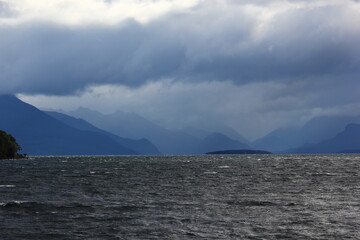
[4,94,359,156]
[3,94,360,155]
[290,124,360,153]
[0,95,141,155]
[64,108,250,154]
[198,132,250,154]
[252,115,360,152]
[182,126,250,145]
[45,111,160,155]
[65,107,172,141]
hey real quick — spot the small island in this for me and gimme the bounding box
[206,149,272,155]
[0,130,26,159]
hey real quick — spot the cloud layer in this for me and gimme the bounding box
[1,0,359,94]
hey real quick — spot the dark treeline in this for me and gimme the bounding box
[0,130,25,159]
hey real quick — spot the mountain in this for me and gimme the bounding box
[252,115,360,152]
[64,108,250,154]
[65,107,166,140]
[0,95,138,155]
[45,111,160,155]
[63,108,200,154]
[182,125,250,145]
[252,127,298,152]
[290,124,360,153]
[198,132,250,154]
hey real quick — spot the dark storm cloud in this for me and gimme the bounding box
[0,0,359,95]
[0,18,194,94]
[187,4,360,82]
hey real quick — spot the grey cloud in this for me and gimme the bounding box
[0,1,359,95]
[0,1,16,18]
[188,6,359,82]
[20,75,360,140]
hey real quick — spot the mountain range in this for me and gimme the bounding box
[0,95,159,155]
[1,94,360,155]
[0,95,250,155]
[65,106,360,154]
[253,115,360,153]
[290,123,360,153]
[45,111,160,155]
[62,107,250,154]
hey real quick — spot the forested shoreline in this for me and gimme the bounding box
[0,130,25,159]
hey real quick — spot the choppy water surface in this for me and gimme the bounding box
[1,154,360,239]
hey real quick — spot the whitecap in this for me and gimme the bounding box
[218,166,230,169]
[0,200,27,207]
[0,185,16,188]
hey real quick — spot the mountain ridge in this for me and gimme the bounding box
[289,123,360,153]
[0,95,139,155]
[45,111,161,155]
[252,115,360,152]
[63,107,250,154]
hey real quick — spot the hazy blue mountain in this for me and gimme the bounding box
[64,108,250,154]
[290,124,360,153]
[182,125,250,145]
[252,127,299,152]
[252,115,360,152]
[214,126,250,144]
[45,111,161,155]
[65,107,166,140]
[64,107,199,154]
[0,95,137,155]
[181,127,209,140]
[197,132,250,154]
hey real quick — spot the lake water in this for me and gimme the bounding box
[1,154,360,239]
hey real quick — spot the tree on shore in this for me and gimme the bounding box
[0,130,24,159]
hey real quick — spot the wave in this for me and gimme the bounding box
[0,201,45,208]
[0,201,94,211]
[226,200,277,207]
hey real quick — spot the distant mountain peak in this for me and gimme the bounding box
[252,114,360,152]
[205,132,231,140]
[289,123,360,153]
[199,132,250,154]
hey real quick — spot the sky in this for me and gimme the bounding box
[1,0,360,140]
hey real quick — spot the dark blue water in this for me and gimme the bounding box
[1,154,360,239]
